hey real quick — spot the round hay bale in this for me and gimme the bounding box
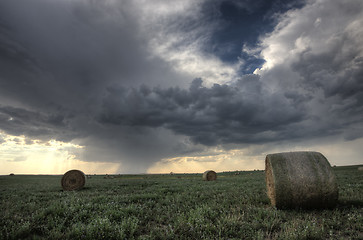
[61,169,86,191]
[265,151,338,209]
[203,170,217,181]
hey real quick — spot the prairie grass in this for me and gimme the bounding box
[0,166,362,239]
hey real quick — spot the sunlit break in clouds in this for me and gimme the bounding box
[0,0,362,174]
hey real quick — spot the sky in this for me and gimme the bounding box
[0,0,362,174]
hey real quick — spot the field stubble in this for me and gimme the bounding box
[0,166,362,239]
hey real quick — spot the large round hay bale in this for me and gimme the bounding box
[203,170,217,181]
[61,170,86,191]
[265,151,338,209]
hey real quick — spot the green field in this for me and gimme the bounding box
[1,166,362,239]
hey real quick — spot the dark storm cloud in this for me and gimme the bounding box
[0,0,202,172]
[255,0,363,141]
[98,71,360,148]
[0,0,187,110]
[292,42,363,100]
[99,76,308,146]
[0,105,75,141]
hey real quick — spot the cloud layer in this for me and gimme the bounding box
[0,0,362,172]
[255,0,363,141]
[99,76,306,146]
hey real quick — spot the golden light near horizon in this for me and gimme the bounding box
[2,130,362,175]
[148,137,363,174]
[0,132,120,175]
[147,148,266,174]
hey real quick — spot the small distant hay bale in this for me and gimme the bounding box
[265,151,338,209]
[61,170,86,191]
[203,170,217,181]
[358,167,363,171]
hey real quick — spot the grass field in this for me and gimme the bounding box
[1,165,362,239]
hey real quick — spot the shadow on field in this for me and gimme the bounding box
[270,199,363,212]
[59,186,92,192]
[79,186,92,191]
[337,199,363,208]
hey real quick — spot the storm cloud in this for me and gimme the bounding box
[99,76,308,145]
[255,0,363,141]
[0,0,362,173]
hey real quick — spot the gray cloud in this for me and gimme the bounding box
[255,0,363,142]
[0,105,76,141]
[99,76,308,145]
[0,0,189,111]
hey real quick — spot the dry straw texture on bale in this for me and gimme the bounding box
[61,169,86,191]
[203,170,217,181]
[265,151,338,209]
